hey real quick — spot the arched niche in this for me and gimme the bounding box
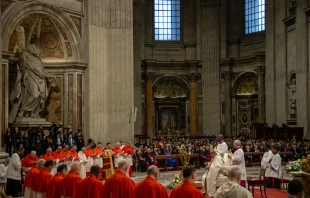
[153,76,190,99]
[1,1,83,62]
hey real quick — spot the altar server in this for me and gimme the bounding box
[266,146,282,189]
[216,135,228,158]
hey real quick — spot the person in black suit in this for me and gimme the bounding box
[290,143,300,160]
[4,128,12,156]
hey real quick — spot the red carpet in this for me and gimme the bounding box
[167,188,288,198]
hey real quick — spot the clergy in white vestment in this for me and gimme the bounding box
[265,146,282,189]
[215,165,253,198]
[202,151,223,196]
[228,140,246,188]
[78,147,89,178]
[216,134,228,158]
[261,144,274,185]
[0,157,10,183]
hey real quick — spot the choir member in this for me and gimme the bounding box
[113,142,123,170]
[46,164,68,198]
[216,135,228,158]
[170,166,204,198]
[22,150,39,172]
[102,160,135,198]
[6,148,24,197]
[266,146,282,189]
[122,141,134,177]
[32,160,54,198]
[228,140,247,188]
[78,147,89,178]
[75,165,104,198]
[133,165,168,198]
[23,159,45,198]
[62,161,82,198]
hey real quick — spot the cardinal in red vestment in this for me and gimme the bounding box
[52,146,62,160]
[23,159,45,198]
[22,151,39,172]
[32,160,54,198]
[122,142,134,177]
[43,148,55,161]
[75,165,104,198]
[84,144,94,177]
[46,163,68,198]
[93,142,104,180]
[45,163,68,198]
[62,162,82,198]
[112,142,123,170]
[134,165,168,198]
[170,166,204,198]
[60,145,72,170]
[102,160,135,198]
[69,145,79,161]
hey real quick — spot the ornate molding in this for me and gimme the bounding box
[145,72,154,82]
[254,66,266,76]
[188,73,200,82]
[221,71,234,80]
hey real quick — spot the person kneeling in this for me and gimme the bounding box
[215,165,252,198]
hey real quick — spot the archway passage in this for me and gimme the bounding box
[152,76,189,135]
[232,73,258,135]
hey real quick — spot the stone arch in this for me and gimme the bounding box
[232,72,258,97]
[152,76,190,99]
[1,1,84,62]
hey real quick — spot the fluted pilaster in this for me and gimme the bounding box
[221,71,233,136]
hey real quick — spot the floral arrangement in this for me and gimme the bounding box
[285,160,302,173]
[166,173,182,189]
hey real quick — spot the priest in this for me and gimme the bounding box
[216,135,228,158]
[46,164,68,198]
[62,161,82,198]
[202,151,223,196]
[75,165,104,198]
[23,159,45,198]
[228,140,246,188]
[102,142,114,179]
[102,159,135,198]
[170,166,204,198]
[22,151,39,172]
[78,147,89,178]
[133,165,168,198]
[262,144,274,186]
[32,160,54,198]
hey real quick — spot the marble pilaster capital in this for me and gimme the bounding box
[188,73,200,82]
[255,66,266,76]
[221,71,234,80]
[145,72,154,82]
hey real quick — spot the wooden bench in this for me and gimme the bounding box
[154,154,200,171]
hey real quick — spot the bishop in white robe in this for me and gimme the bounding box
[229,140,246,188]
[216,134,228,158]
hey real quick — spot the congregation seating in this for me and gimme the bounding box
[244,151,293,166]
[153,153,200,171]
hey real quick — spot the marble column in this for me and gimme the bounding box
[145,73,153,137]
[221,71,233,136]
[189,73,198,135]
[255,66,266,123]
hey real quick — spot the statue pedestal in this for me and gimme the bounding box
[291,171,310,196]
[13,117,51,127]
